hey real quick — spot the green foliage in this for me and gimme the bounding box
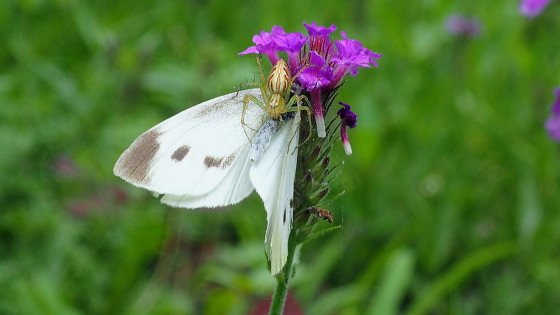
[1,0,559,314]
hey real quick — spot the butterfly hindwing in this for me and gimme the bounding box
[249,112,300,274]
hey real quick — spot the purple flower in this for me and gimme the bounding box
[445,15,483,37]
[298,51,333,91]
[239,26,306,66]
[240,22,380,139]
[520,0,554,17]
[274,31,307,70]
[298,51,334,138]
[303,22,337,37]
[545,88,560,141]
[304,22,337,67]
[337,102,358,155]
[301,25,379,138]
[239,26,282,64]
[331,31,382,87]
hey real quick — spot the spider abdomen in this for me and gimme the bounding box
[267,59,291,95]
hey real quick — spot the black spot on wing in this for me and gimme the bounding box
[204,156,223,168]
[171,145,190,162]
[116,129,161,184]
[203,152,236,169]
[223,153,236,168]
[283,208,287,223]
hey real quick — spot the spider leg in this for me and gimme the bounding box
[242,94,269,141]
[283,94,313,145]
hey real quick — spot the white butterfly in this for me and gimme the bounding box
[113,59,308,275]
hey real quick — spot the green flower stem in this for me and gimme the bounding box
[269,229,300,315]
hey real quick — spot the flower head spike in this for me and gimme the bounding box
[236,22,381,314]
[545,88,560,141]
[337,102,358,155]
[520,0,554,17]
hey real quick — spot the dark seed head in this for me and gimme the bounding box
[312,145,321,158]
[305,170,313,183]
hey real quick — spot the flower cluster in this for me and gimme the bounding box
[240,22,380,153]
[545,88,560,141]
[520,0,555,17]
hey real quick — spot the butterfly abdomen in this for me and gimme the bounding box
[250,118,280,162]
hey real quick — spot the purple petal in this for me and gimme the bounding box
[238,27,283,63]
[270,25,286,36]
[303,21,337,36]
[329,32,381,87]
[273,31,308,70]
[552,88,560,115]
[252,30,276,50]
[238,46,260,55]
[520,0,554,17]
[334,33,381,72]
[274,31,307,53]
[545,87,560,141]
[297,51,333,91]
[545,115,560,141]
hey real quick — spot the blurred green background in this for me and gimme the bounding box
[1,0,559,314]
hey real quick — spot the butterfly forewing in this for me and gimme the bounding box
[114,89,265,203]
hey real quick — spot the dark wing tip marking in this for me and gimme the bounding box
[171,145,190,162]
[192,92,240,120]
[116,129,161,184]
[203,152,236,169]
